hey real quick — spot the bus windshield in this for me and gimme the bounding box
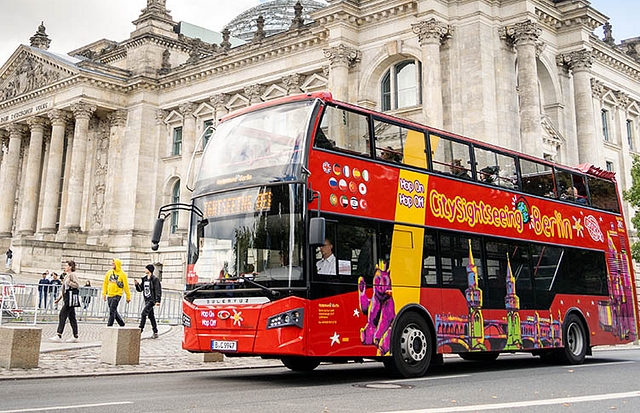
[187,184,305,290]
[195,100,316,195]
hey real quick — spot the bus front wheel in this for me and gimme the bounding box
[559,313,587,364]
[383,312,433,378]
[281,357,321,372]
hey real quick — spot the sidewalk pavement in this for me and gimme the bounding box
[0,322,282,380]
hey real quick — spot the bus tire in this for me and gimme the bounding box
[281,357,321,372]
[458,352,500,362]
[558,313,587,365]
[383,312,432,378]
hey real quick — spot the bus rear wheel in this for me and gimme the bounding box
[383,312,432,378]
[558,313,587,364]
[281,357,321,372]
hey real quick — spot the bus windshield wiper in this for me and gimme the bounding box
[227,276,281,299]
[184,283,217,298]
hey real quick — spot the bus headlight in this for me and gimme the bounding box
[267,308,304,329]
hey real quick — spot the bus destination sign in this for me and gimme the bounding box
[202,189,272,218]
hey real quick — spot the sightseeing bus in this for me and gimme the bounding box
[152,92,639,378]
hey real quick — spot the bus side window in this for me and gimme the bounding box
[317,105,371,157]
[422,231,438,286]
[431,136,472,179]
[587,176,620,213]
[475,147,517,189]
[520,158,555,198]
[439,232,483,291]
[373,119,411,164]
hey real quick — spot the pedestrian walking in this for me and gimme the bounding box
[134,264,162,338]
[5,248,12,270]
[49,260,80,343]
[49,272,62,310]
[38,272,50,309]
[102,258,131,327]
[82,280,92,310]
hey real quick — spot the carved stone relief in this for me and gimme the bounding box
[1,55,66,100]
[90,119,110,229]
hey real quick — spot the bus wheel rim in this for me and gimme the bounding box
[567,322,584,356]
[400,324,427,363]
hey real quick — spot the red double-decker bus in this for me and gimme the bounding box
[152,92,638,377]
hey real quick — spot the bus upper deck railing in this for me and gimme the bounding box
[0,282,184,326]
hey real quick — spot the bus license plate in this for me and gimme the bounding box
[211,340,237,352]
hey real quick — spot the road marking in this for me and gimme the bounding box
[0,401,133,413]
[380,390,640,413]
[564,360,635,368]
[384,374,470,384]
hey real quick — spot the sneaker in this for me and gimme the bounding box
[66,337,78,343]
[152,333,159,339]
[48,335,62,342]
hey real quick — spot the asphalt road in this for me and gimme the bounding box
[2,348,639,413]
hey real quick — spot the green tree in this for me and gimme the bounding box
[623,155,640,262]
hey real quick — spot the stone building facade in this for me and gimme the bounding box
[1,0,639,288]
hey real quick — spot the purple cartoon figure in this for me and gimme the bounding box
[358,260,396,355]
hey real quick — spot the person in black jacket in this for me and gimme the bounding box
[134,264,162,338]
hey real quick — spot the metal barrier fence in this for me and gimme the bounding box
[1,283,183,325]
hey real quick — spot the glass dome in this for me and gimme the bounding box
[225,0,328,41]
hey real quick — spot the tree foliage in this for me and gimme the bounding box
[623,155,640,262]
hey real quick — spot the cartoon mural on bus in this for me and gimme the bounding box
[358,260,396,356]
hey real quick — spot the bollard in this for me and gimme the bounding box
[100,326,141,365]
[0,326,41,369]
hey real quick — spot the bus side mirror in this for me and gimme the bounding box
[151,218,165,251]
[309,217,325,246]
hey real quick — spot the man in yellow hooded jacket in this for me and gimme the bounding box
[102,258,131,326]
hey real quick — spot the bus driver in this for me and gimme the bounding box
[316,238,336,275]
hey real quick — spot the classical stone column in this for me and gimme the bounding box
[40,109,69,233]
[506,20,542,157]
[63,102,96,233]
[178,102,196,232]
[323,44,361,102]
[17,117,48,235]
[558,50,596,165]
[210,94,229,125]
[0,124,25,237]
[412,19,451,129]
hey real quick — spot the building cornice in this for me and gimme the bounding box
[592,36,640,83]
[156,30,327,91]
[313,1,417,28]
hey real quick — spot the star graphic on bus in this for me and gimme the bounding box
[330,332,340,346]
[572,216,584,237]
[232,309,244,327]
[353,308,360,317]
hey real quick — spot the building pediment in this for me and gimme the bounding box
[0,46,78,102]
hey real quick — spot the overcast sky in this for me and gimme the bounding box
[0,0,636,66]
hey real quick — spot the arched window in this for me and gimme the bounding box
[170,180,180,234]
[381,60,422,111]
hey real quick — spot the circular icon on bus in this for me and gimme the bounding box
[328,177,338,189]
[343,165,350,178]
[339,179,348,191]
[329,194,338,206]
[350,197,358,209]
[362,169,370,182]
[349,181,357,193]
[359,199,368,210]
[353,168,361,180]
[333,164,341,176]
[358,183,367,195]
[322,161,332,174]
[340,195,349,208]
